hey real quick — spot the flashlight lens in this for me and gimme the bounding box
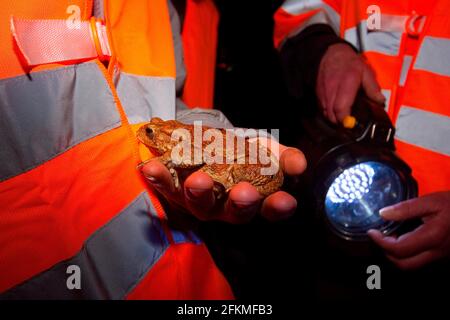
[325,161,404,236]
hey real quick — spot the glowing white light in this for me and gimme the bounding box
[327,163,375,204]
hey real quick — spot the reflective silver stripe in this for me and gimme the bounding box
[381,89,391,112]
[0,62,121,182]
[414,36,450,77]
[281,0,340,35]
[115,72,176,124]
[0,192,171,300]
[395,106,450,156]
[344,23,401,56]
[399,55,413,86]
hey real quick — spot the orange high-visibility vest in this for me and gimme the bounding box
[0,0,233,299]
[274,0,450,195]
[181,0,219,109]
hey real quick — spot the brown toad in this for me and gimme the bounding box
[137,117,283,198]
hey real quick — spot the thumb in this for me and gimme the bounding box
[362,65,385,104]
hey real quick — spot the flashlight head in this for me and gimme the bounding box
[324,161,404,239]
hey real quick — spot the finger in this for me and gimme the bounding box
[386,250,439,270]
[317,72,337,123]
[362,64,385,104]
[317,50,340,119]
[379,196,439,221]
[324,74,340,117]
[261,191,297,221]
[279,147,307,176]
[333,70,360,123]
[251,140,307,176]
[367,223,445,259]
[222,182,262,223]
[316,61,329,112]
[141,160,176,195]
[184,171,216,220]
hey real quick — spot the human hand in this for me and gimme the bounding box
[316,43,385,124]
[141,143,307,223]
[368,191,450,270]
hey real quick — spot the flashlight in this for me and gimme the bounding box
[294,92,418,241]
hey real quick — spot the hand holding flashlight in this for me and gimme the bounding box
[316,43,386,124]
[368,191,450,270]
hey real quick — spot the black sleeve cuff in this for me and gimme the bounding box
[279,24,356,100]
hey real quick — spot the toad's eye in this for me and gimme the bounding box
[145,127,154,138]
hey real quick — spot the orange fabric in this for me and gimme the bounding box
[401,70,450,118]
[409,0,438,15]
[362,52,401,89]
[0,0,93,79]
[0,126,146,292]
[181,0,219,108]
[396,141,450,196]
[126,243,234,299]
[105,0,175,77]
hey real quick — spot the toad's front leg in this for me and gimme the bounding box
[158,151,182,190]
[138,152,182,190]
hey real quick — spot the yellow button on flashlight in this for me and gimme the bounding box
[343,115,357,129]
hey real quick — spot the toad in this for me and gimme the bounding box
[137,117,283,199]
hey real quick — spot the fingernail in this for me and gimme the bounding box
[145,178,165,192]
[186,188,211,202]
[145,175,164,189]
[145,175,158,183]
[188,188,206,197]
[379,206,395,218]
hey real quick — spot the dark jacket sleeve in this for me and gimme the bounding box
[279,24,355,101]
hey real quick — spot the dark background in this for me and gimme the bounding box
[214,1,294,131]
[187,0,449,304]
